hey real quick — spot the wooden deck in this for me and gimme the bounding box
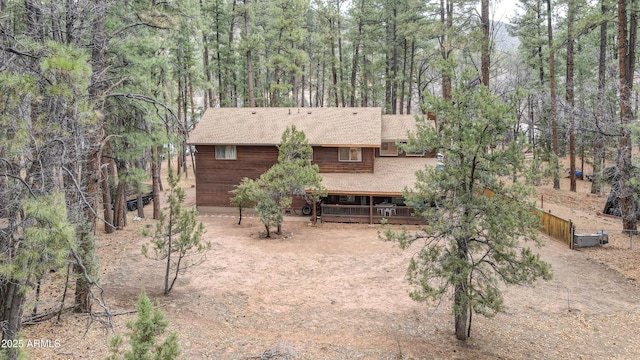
[320,204,424,225]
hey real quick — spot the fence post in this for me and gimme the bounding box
[569,220,574,250]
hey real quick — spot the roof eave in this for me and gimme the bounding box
[189,143,381,147]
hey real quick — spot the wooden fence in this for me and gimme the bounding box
[536,209,573,248]
[484,188,573,248]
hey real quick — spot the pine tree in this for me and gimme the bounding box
[265,0,309,106]
[229,177,259,225]
[383,83,552,341]
[105,290,180,360]
[255,196,285,238]
[143,168,209,296]
[0,193,75,359]
[254,126,326,236]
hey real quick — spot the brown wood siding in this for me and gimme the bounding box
[195,145,377,207]
[195,145,278,207]
[313,147,374,173]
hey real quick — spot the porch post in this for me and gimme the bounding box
[369,195,373,224]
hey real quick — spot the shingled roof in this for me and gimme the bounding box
[320,157,438,195]
[189,107,382,147]
[381,114,435,142]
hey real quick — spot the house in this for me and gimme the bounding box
[188,107,437,224]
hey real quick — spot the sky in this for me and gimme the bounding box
[493,0,520,23]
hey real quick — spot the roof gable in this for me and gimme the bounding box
[189,107,383,147]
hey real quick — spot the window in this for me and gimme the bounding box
[215,145,236,160]
[338,147,362,162]
[380,142,399,156]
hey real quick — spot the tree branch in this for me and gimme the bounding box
[106,93,184,133]
[70,248,113,333]
[109,22,170,40]
[61,166,114,230]
[0,46,39,60]
[0,159,37,199]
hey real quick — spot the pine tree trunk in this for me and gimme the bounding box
[245,0,255,107]
[537,1,545,85]
[528,95,534,146]
[567,0,576,192]
[350,0,364,108]
[203,38,212,108]
[71,0,108,314]
[455,236,470,340]
[158,153,164,191]
[312,201,317,225]
[0,161,25,357]
[101,161,114,233]
[73,233,92,313]
[73,139,102,314]
[441,0,452,102]
[592,0,607,195]
[228,0,238,107]
[309,60,313,106]
[406,41,415,114]
[164,210,173,295]
[330,18,339,108]
[399,39,407,114]
[84,147,102,235]
[454,285,468,340]
[151,146,161,220]
[114,182,126,229]
[391,6,398,114]
[361,55,368,107]
[481,0,490,87]
[336,3,346,108]
[137,193,145,218]
[215,9,224,106]
[176,78,183,176]
[301,65,306,106]
[182,118,188,180]
[292,72,299,106]
[547,0,560,189]
[271,67,280,107]
[1,282,25,360]
[201,0,212,108]
[181,75,188,178]
[385,57,391,111]
[321,57,326,107]
[617,0,638,231]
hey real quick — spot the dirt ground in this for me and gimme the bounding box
[20,165,640,359]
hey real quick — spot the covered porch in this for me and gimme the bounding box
[317,157,437,225]
[320,200,424,225]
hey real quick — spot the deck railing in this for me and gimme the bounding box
[320,204,424,225]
